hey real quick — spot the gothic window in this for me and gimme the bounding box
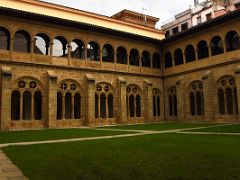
[217,76,238,115]
[71,39,85,59]
[34,33,50,55]
[57,80,82,120]
[129,49,139,66]
[210,36,224,56]
[102,44,114,63]
[95,83,114,119]
[165,52,172,68]
[174,48,184,66]
[225,31,240,52]
[11,78,43,121]
[87,41,100,61]
[0,27,10,50]
[126,85,142,118]
[14,30,31,53]
[189,81,204,116]
[153,53,161,69]
[197,40,209,59]
[168,87,177,117]
[141,51,151,67]
[117,46,127,64]
[185,45,196,63]
[153,88,161,117]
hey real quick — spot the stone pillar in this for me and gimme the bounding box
[99,49,103,69]
[30,39,35,62]
[46,70,57,128]
[85,74,96,126]
[234,66,240,122]
[127,53,130,72]
[114,52,117,70]
[9,37,14,61]
[49,42,54,64]
[202,70,215,122]
[143,79,153,122]
[67,44,72,66]
[176,76,186,121]
[0,67,12,131]
[195,49,199,60]
[208,45,212,57]
[117,77,127,124]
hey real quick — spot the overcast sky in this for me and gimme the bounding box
[42,0,205,28]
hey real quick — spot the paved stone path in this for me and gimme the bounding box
[177,131,240,135]
[0,150,28,180]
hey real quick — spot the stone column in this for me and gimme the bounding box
[30,39,35,62]
[176,76,186,121]
[143,79,153,122]
[9,37,14,61]
[202,70,215,122]
[0,67,12,131]
[127,53,130,72]
[99,49,103,69]
[234,66,240,122]
[85,74,96,126]
[114,52,117,70]
[117,77,127,124]
[46,70,57,128]
[195,49,199,60]
[208,45,212,57]
[67,44,72,66]
[49,42,54,64]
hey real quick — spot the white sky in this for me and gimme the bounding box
[41,0,205,28]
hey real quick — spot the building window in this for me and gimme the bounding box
[172,27,179,35]
[165,30,170,38]
[189,81,204,116]
[181,23,188,32]
[153,89,161,117]
[168,87,177,117]
[206,13,212,21]
[126,85,141,118]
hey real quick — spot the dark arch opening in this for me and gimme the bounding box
[173,95,178,116]
[57,92,63,120]
[34,91,42,120]
[196,91,203,115]
[141,51,151,67]
[185,45,196,63]
[35,33,50,55]
[53,36,68,57]
[11,90,20,120]
[74,93,81,119]
[197,40,209,59]
[165,52,172,68]
[174,49,184,66]
[210,36,224,56]
[157,96,160,116]
[129,95,135,117]
[190,92,195,116]
[0,27,10,50]
[117,46,127,64]
[136,95,141,117]
[102,44,114,62]
[100,94,106,118]
[129,49,139,66]
[153,53,161,69]
[218,88,225,114]
[14,30,31,53]
[71,39,84,59]
[108,94,114,118]
[87,41,100,61]
[225,31,240,52]
[169,96,173,116]
[23,91,31,120]
[153,96,156,117]
[226,88,233,114]
[65,92,72,119]
[95,94,99,118]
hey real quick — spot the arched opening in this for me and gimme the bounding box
[173,95,178,116]
[153,53,161,69]
[225,31,240,52]
[34,33,50,55]
[95,94,99,118]
[234,87,238,114]
[226,88,233,114]
[11,90,20,120]
[157,96,160,116]
[185,45,196,63]
[87,41,99,61]
[65,92,72,119]
[34,91,42,120]
[197,40,209,59]
[169,95,173,116]
[57,92,63,120]
[196,91,203,115]
[14,30,31,53]
[102,44,114,62]
[165,52,172,68]
[190,92,195,116]
[71,39,84,59]
[174,49,184,66]
[117,46,127,64]
[129,49,139,66]
[53,36,68,57]
[74,93,81,119]
[141,51,151,67]
[210,36,224,56]
[153,96,156,117]
[23,91,31,120]
[0,27,10,50]
[108,94,114,118]
[129,95,135,117]
[100,94,106,118]
[218,88,225,114]
[136,95,141,117]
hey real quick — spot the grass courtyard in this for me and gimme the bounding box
[1,123,240,180]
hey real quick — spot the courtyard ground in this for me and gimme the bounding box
[1,123,240,180]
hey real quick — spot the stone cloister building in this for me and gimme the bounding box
[0,0,240,131]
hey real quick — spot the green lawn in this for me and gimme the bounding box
[0,128,133,144]
[3,133,240,180]
[189,123,240,133]
[103,122,218,131]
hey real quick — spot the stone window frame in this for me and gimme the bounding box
[168,86,177,117]
[189,81,204,116]
[152,88,161,117]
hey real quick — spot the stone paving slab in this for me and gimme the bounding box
[0,150,28,180]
